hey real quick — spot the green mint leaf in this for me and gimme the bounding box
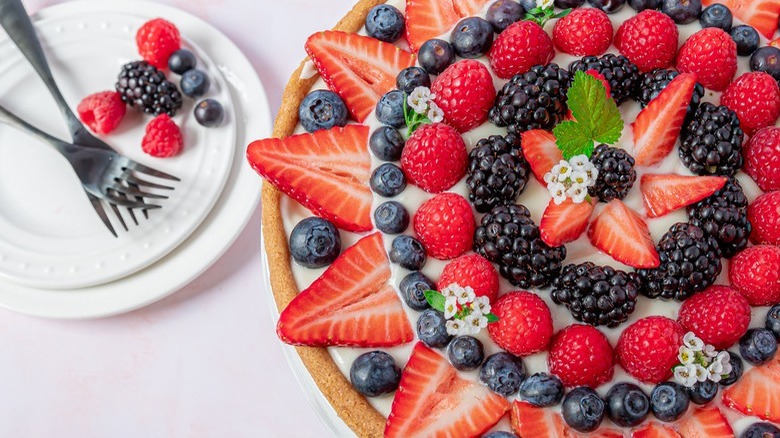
[553,120,593,160]
[485,313,499,323]
[424,290,446,312]
[553,8,572,19]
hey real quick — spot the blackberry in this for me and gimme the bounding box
[115,61,183,117]
[680,102,744,176]
[588,145,637,202]
[638,223,722,301]
[636,69,705,120]
[466,134,530,213]
[552,262,640,328]
[687,177,751,258]
[488,63,570,135]
[474,204,566,289]
[568,54,640,105]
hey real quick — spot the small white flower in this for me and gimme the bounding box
[566,184,588,204]
[549,182,567,205]
[703,344,719,359]
[556,160,573,182]
[674,364,698,388]
[427,101,444,123]
[473,296,491,316]
[464,313,487,334]
[716,351,731,365]
[444,296,458,319]
[407,86,432,113]
[543,171,556,185]
[446,319,464,336]
[537,0,554,10]
[678,346,695,365]
[694,364,709,382]
[684,332,705,352]
[440,284,459,298]
[569,155,589,171]
[584,163,599,186]
[550,163,564,177]
[708,359,724,376]
[569,170,589,186]
[456,286,476,305]
[721,362,733,376]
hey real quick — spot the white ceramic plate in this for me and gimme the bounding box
[0,0,269,318]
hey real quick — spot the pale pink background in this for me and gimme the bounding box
[3,0,351,436]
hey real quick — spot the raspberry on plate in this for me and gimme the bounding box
[76,91,126,135]
[616,316,685,384]
[721,72,780,135]
[676,27,737,91]
[729,245,780,307]
[749,191,780,246]
[548,324,615,388]
[136,18,181,69]
[615,10,679,72]
[488,20,554,79]
[431,60,495,133]
[437,253,499,303]
[400,123,467,193]
[677,285,751,349]
[141,114,183,158]
[552,8,613,57]
[488,291,553,357]
[413,192,475,260]
[744,126,780,192]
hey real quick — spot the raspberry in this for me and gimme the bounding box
[721,72,780,135]
[141,114,183,158]
[431,60,495,133]
[552,8,613,57]
[413,193,475,260]
[488,21,554,80]
[548,324,615,388]
[729,245,780,307]
[744,127,780,192]
[76,91,126,135]
[615,10,679,72]
[749,191,780,246]
[616,316,685,384]
[437,253,499,303]
[488,291,553,356]
[676,28,737,91]
[677,285,751,349]
[136,18,181,69]
[400,123,468,193]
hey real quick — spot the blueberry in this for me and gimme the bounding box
[555,0,587,8]
[365,4,405,43]
[376,90,406,128]
[731,25,760,56]
[740,328,778,365]
[481,432,516,438]
[751,46,780,81]
[447,336,485,371]
[742,422,780,438]
[487,0,525,33]
[370,163,406,197]
[168,49,196,74]
[479,352,526,396]
[450,17,494,59]
[180,69,210,97]
[369,126,405,161]
[417,309,452,348]
[588,0,627,14]
[628,0,661,11]
[298,90,348,133]
[605,383,650,428]
[699,4,733,31]
[399,271,434,311]
[650,382,690,422]
[418,39,456,75]
[688,379,718,405]
[349,351,401,397]
[389,235,426,270]
[562,387,606,433]
[289,217,341,268]
[518,0,538,10]
[396,67,431,94]
[517,372,564,407]
[193,99,224,127]
[767,304,780,339]
[661,0,702,24]
[720,351,744,386]
[374,201,410,234]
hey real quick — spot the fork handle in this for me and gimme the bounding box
[0,103,69,153]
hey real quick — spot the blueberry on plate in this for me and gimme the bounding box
[517,372,564,407]
[556,0,587,7]
[699,4,733,31]
[289,217,341,268]
[661,0,702,24]
[349,351,401,397]
[606,382,650,427]
[180,69,210,97]
[418,39,456,75]
[742,422,780,438]
[376,90,406,128]
[650,382,690,422]
[194,99,224,127]
[628,0,661,12]
[389,235,426,270]
[168,48,196,74]
[374,201,410,234]
[479,352,526,397]
[731,25,760,56]
[739,328,778,365]
[447,336,485,371]
[396,67,431,94]
[481,432,516,438]
[487,0,525,33]
[767,304,780,339]
[399,271,434,311]
[365,4,405,43]
[751,46,780,81]
[688,379,719,405]
[450,17,494,59]
[370,163,406,197]
[298,90,348,133]
[417,309,452,348]
[588,0,627,14]
[369,126,405,162]
[562,387,606,432]
[720,351,743,386]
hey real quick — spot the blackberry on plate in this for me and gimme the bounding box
[474,204,566,289]
[552,262,640,328]
[687,177,751,258]
[466,134,530,213]
[116,60,183,117]
[588,144,637,203]
[680,102,744,176]
[569,54,640,106]
[488,63,570,135]
[637,222,722,301]
[636,69,704,119]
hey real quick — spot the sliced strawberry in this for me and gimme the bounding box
[588,200,660,269]
[276,233,414,347]
[510,401,566,438]
[454,0,492,16]
[521,129,563,183]
[247,124,372,232]
[632,422,682,438]
[702,0,780,39]
[385,343,510,437]
[305,31,415,122]
[640,174,728,218]
[723,356,780,423]
[677,406,734,438]
[540,198,595,247]
[632,73,697,167]
[405,0,491,52]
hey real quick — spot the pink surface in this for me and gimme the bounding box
[3,0,350,436]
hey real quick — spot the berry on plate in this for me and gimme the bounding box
[553,8,613,57]
[617,316,685,384]
[517,373,565,407]
[721,72,780,135]
[431,60,495,132]
[480,352,527,396]
[416,309,451,348]
[605,382,650,427]
[744,126,780,192]
[699,3,733,31]
[749,191,780,245]
[491,64,571,134]
[562,386,606,433]
[677,285,751,349]
[390,235,427,271]
[437,253,499,302]
[298,90,348,133]
[375,201,409,235]
[632,422,682,438]
[650,382,690,423]
[116,61,183,117]
[488,291,553,357]
[676,27,737,91]
[702,0,780,39]
[739,328,778,365]
[136,18,180,69]
[400,123,467,193]
[729,245,780,306]
[450,17,494,59]
[141,114,182,158]
[194,98,225,128]
[679,103,744,177]
[417,39,456,75]
[677,406,734,437]
[588,199,660,269]
[349,350,401,397]
[521,129,563,183]
[487,0,524,33]
[723,355,780,422]
[742,423,780,438]
[413,192,475,260]
[615,10,679,72]
[539,198,594,247]
[488,20,554,79]
[640,173,727,218]
[76,91,126,135]
[510,400,566,437]
[466,134,530,213]
[289,217,341,268]
[404,0,491,52]
[365,4,405,43]
[447,336,485,371]
[548,324,615,388]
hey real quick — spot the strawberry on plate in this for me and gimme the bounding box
[632,422,682,438]
[385,342,509,438]
[640,174,727,218]
[540,198,595,247]
[588,200,660,269]
[404,0,491,52]
[511,401,566,438]
[246,124,373,232]
[702,0,780,39]
[521,129,562,183]
[431,60,495,132]
[677,406,734,438]
[723,355,780,423]
[277,233,414,347]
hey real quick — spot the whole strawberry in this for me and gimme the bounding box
[437,253,499,303]
[488,291,553,356]
[729,245,780,307]
[615,10,679,72]
[749,191,780,246]
[616,316,685,384]
[744,127,780,192]
[77,91,126,135]
[142,114,183,158]
[553,8,613,57]
[136,18,181,69]
[488,21,554,80]
[721,72,780,135]
[413,193,475,260]
[677,285,751,349]
[431,60,495,133]
[548,324,615,388]
[401,123,467,193]
[677,28,737,91]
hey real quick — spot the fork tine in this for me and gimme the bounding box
[122,190,140,226]
[87,194,117,237]
[109,202,129,232]
[104,191,162,209]
[123,175,175,190]
[126,162,181,181]
[110,184,169,199]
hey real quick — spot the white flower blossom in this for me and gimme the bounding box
[703,344,719,359]
[716,351,731,365]
[550,163,564,178]
[569,155,589,171]
[537,0,554,10]
[684,332,705,352]
[427,101,444,123]
[566,184,588,204]
[456,286,476,305]
[584,163,599,186]
[569,170,589,186]
[444,296,458,319]
[464,313,488,334]
[446,319,465,336]
[694,364,709,382]
[674,364,698,388]
[556,160,573,182]
[708,359,724,376]
[543,171,556,185]
[549,182,567,205]
[440,284,459,298]
[721,362,733,376]
[407,86,432,113]
[678,346,695,365]
[473,296,491,316]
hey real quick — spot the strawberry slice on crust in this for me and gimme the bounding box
[703,0,780,39]
[632,422,682,438]
[540,198,595,247]
[246,124,372,232]
[277,233,414,347]
[511,401,566,438]
[305,31,415,122]
[640,174,727,218]
[405,0,492,52]
[588,200,660,269]
[677,406,734,438]
[723,355,780,423]
[385,343,509,437]
[521,129,563,183]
